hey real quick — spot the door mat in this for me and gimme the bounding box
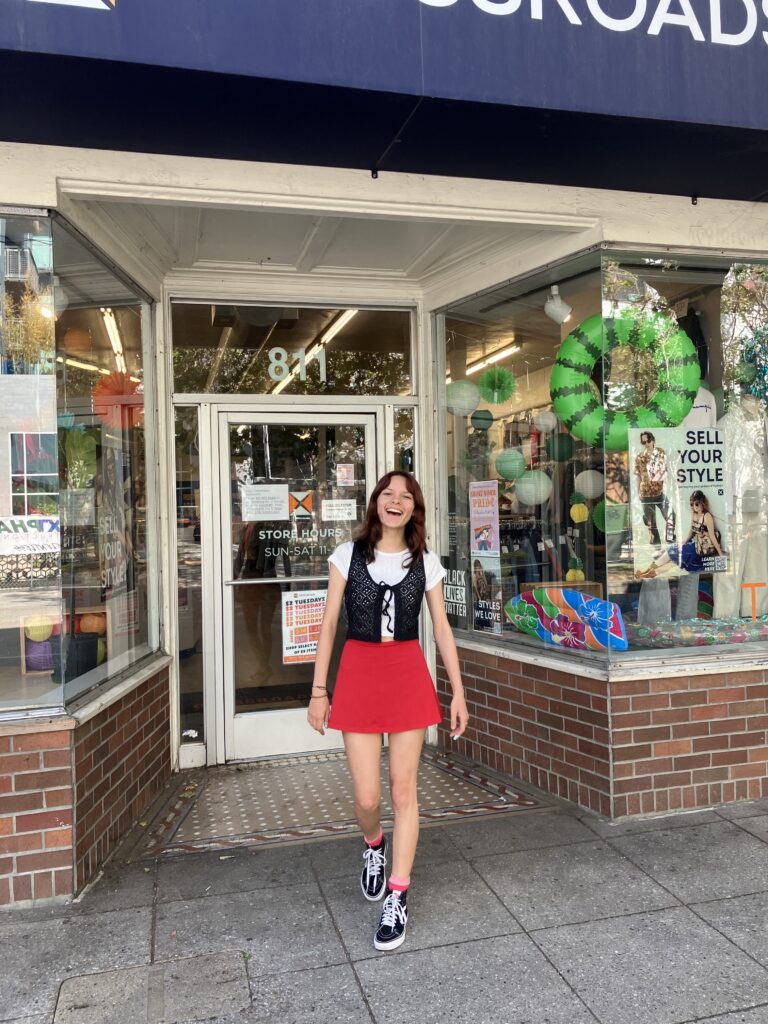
[131,748,542,858]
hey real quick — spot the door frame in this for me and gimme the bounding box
[215,406,381,761]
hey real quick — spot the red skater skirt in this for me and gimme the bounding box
[328,639,442,734]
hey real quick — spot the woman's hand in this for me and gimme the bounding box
[450,691,469,739]
[307,695,330,735]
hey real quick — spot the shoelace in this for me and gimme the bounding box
[379,891,406,930]
[363,844,385,886]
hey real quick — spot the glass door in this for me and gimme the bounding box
[219,411,377,759]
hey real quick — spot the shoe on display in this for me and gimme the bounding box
[374,887,408,951]
[361,835,387,902]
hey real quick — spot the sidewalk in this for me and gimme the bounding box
[4,793,768,1023]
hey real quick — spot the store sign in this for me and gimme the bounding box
[2,0,768,130]
[0,516,60,555]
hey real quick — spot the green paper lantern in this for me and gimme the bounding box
[516,470,553,506]
[478,366,516,405]
[495,448,526,480]
[470,409,494,431]
[592,499,606,533]
[446,378,481,416]
[546,432,575,461]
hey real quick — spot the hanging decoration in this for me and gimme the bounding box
[546,432,575,462]
[470,409,494,431]
[478,366,516,405]
[494,448,526,480]
[516,469,553,506]
[549,311,700,451]
[533,409,558,433]
[574,469,605,500]
[592,500,606,533]
[569,491,589,523]
[445,378,481,416]
[92,372,143,430]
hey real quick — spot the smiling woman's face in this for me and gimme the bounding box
[376,475,415,531]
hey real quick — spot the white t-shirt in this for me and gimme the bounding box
[681,385,717,429]
[328,541,446,638]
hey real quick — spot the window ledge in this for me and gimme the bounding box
[453,633,768,683]
[67,653,173,726]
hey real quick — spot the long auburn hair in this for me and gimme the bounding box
[355,471,427,565]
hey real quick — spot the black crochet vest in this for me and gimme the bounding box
[344,541,425,642]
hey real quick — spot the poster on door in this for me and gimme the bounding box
[281,589,327,664]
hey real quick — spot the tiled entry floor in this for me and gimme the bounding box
[131,747,542,858]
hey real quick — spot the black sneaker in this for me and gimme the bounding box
[374,887,408,951]
[360,835,387,902]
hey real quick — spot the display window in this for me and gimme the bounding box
[0,211,160,711]
[437,249,768,662]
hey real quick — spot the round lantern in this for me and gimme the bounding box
[92,372,144,430]
[62,328,91,354]
[79,613,107,636]
[445,379,481,417]
[24,615,53,642]
[470,409,494,431]
[516,470,553,506]
[574,470,605,500]
[495,448,526,480]
[534,410,558,433]
[25,638,53,672]
[546,433,575,462]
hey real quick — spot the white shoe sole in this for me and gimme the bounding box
[374,929,406,951]
[361,880,386,902]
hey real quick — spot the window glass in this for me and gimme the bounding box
[603,254,768,657]
[439,250,768,663]
[0,214,61,709]
[170,304,412,396]
[52,218,158,703]
[438,253,605,654]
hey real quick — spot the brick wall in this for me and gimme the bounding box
[0,664,171,907]
[438,646,768,819]
[611,669,768,817]
[73,666,170,890]
[0,726,74,905]
[436,648,612,817]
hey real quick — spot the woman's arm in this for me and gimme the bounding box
[425,583,469,739]
[307,564,346,735]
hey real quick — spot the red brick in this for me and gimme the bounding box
[731,763,767,779]
[748,747,768,762]
[747,685,768,699]
[13,874,32,902]
[612,712,652,729]
[15,809,72,833]
[654,771,692,787]
[614,744,653,762]
[692,767,730,783]
[44,788,73,808]
[43,749,72,769]
[730,732,767,748]
[632,726,671,743]
[729,700,767,716]
[44,827,72,849]
[632,695,671,711]
[614,680,650,696]
[692,704,728,721]
[650,678,680,694]
[0,832,42,854]
[0,738,9,754]
[0,752,41,773]
[673,754,712,771]
[711,718,746,734]
[33,871,53,900]
[651,709,691,725]
[13,731,71,752]
[13,769,71,791]
[655,739,692,756]
[54,868,73,896]
[614,776,653,795]
[710,687,747,703]
[671,691,708,708]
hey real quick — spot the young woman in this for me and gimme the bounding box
[635,489,723,578]
[307,471,468,951]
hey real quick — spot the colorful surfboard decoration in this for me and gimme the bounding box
[504,587,628,652]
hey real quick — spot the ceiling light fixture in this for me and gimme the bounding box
[544,285,572,325]
[101,307,127,374]
[465,341,520,376]
[272,308,358,395]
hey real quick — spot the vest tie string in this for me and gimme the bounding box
[380,582,394,635]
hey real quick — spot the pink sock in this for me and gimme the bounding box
[388,875,410,892]
[365,830,383,848]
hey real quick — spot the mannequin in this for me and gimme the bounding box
[712,395,768,618]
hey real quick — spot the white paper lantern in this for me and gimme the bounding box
[574,470,604,500]
[445,379,481,416]
[534,410,558,433]
[515,470,553,506]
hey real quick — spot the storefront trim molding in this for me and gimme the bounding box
[68,654,173,728]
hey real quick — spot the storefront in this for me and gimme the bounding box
[1,0,768,904]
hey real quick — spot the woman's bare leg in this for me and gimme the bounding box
[343,732,384,842]
[388,728,426,879]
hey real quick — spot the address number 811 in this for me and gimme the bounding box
[268,346,327,383]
